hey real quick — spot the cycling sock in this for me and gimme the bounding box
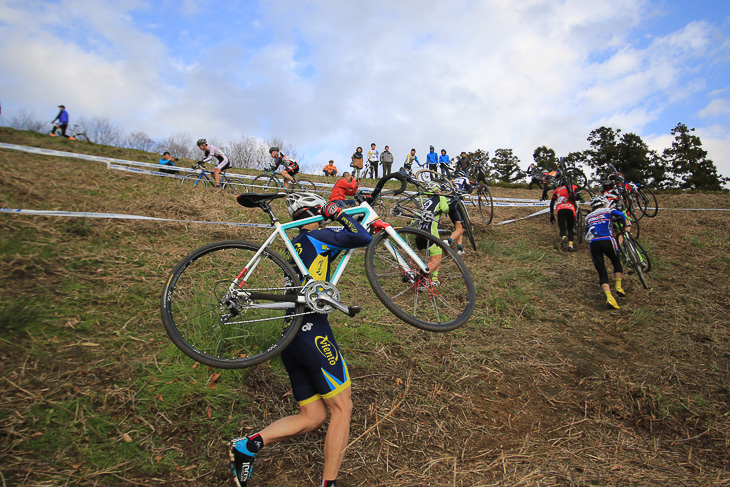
[431,271,439,279]
[321,480,337,487]
[457,245,463,251]
[568,241,573,247]
[447,238,453,245]
[605,292,619,309]
[246,433,264,454]
[615,279,626,297]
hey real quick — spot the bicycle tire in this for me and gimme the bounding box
[225,177,249,193]
[251,174,279,193]
[414,169,455,194]
[476,185,494,225]
[637,187,658,218]
[565,168,588,188]
[576,209,585,244]
[622,239,648,289]
[293,178,316,192]
[457,200,477,251]
[630,237,652,273]
[160,240,306,369]
[364,226,476,332]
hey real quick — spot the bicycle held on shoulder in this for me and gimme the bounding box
[160,173,476,369]
[251,166,316,193]
[602,164,658,221]
[615,220,651,289]
[181,162,249,192]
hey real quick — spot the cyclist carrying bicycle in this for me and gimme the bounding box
[417,181,451,285]
[549,183,582,252]
[229,193,371,487]
[196,138,230,188]
[269,146,299,190]
[585,194,631,310]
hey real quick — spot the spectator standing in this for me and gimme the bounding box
[366,143,379,179]
[323,160,338,177]
[329,172,360,207]
[380,145,394,176]
[350,147,363,178]
[51,105,70,138]
[426,146,438,174]
[438,149,450,176]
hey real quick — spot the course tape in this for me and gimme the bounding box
[0,208,274,228]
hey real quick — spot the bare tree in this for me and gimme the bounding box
[7,110,46,133]
[124,131,157,152]
[159,132,195,160]
[81,116,122,145]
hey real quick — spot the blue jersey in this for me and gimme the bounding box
[585,207,626,242]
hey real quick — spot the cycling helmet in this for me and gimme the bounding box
[590,194,609,209]
[269,146,280,154]
[196,138,207,146]
[422,181,441,194]
[286,192,326,221]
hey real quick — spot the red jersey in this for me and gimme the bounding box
[551,185,578,215]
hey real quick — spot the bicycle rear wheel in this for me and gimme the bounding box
[622,239,649,289]
[225,177,249,193]
[476,185,494,225]
[251,174,279,193]
[637,187,658,218]
[293,178,316,192]
[364,226,476,332]
[160,240,306,369]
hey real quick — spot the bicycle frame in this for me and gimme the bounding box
[231,201,431,311]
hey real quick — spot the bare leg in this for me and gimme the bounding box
[322,387,352,481]
[258,400,328,445]
[213,168,222,187]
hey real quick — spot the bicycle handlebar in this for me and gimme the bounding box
[364,172,407,203]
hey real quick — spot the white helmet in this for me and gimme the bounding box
[590,194,609,209]
[286,192,326,220]
[422,181,441,194]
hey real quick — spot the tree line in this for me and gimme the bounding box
[5,111,727,190]
[467,123,728,191]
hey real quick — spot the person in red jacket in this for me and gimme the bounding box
[329,172,359,207]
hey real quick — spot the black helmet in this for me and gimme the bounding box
[196,138,207,146]
[269,146,280,154]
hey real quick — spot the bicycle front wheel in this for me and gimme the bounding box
[364,226,476,332]
[389,194,423,227]
[292,178,316,192]
[160,240,306,369]
[251,175,279,193]
[476,185,494,225]
[576,209,585,244]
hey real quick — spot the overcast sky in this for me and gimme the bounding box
[1,0,728,180]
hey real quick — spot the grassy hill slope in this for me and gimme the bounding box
[1,127,729,486]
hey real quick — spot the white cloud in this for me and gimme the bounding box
[0,0,728,181]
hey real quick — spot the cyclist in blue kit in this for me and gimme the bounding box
[585,194,631,309]
[229,192,372,487]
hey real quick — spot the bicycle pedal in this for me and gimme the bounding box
[346,305,361,317]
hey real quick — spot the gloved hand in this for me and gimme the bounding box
[549,213,556,224]
[322,202,341,222]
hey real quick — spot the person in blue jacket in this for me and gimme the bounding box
[51,105,70,138]
[229,193,372,487]
[426,145,438,174]
[438,149,450,176]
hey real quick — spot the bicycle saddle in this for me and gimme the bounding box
[236,192,286,208]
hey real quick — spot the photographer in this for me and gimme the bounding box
[158,151,179,174]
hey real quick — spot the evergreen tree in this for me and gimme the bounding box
[663,123,728,190]
[584,126,621,176]
[491,148,523,183]
[533,146,558,171]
